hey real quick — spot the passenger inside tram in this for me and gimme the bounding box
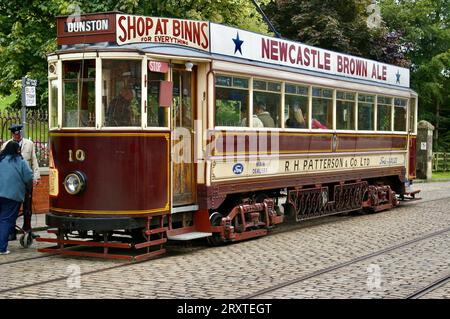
[255,102,275,127]
[105,87,134,126]
[241,108,264,127]
[285,104,306,128]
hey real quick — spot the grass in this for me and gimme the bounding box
[432,171,450,179]
[0,94,16,111]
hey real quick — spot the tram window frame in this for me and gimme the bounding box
[376,96,393,131]
[214,74,250,127]
[49,78,58,129]
[357,94,375,131]
[311,87,333,130]
[62,59,96,128]
[147,70,169,128]
[102,59,142,128]
[284,83,308,130]
[336,91,356,131]
[394,98,407,132]
[409,98,416,133]
[253,78,282,128]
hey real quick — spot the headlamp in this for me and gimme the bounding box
[63,171,86,195]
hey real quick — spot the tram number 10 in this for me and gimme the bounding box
[68,149,86,162]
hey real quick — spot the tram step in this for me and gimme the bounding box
[168,232,212,241]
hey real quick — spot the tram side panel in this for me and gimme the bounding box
[49,132,170,216]
[201,131,409,211]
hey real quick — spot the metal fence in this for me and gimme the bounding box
[0,110,49,167]
[432,152,450,172]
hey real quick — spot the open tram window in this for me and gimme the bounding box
[284,83,308,129]
[311,87,332,129]
[253,79,282,128]
[147,71,168,127]
[409,98,416,133]
[358,94,375,131]
[394,98,407,131]
[215,75,250,127]
[62,60,95,128]
[102,59,141,127]
[336,91,355,130]
[377,96,392,131]
[49,79,58,128]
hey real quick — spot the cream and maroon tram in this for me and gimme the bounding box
[38,12,418,260]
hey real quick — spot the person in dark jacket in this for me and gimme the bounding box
[105,87,134,126]
[1,124,41,239]
[255,102,275,128]
[0,141,33,255]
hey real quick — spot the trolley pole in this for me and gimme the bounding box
[21,77,38,139]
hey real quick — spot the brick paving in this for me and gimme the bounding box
[0,182,449,299]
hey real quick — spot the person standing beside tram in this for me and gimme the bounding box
[0,141,33,254]
[1,124,41,239]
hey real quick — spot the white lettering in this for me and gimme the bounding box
[65,19,109,33]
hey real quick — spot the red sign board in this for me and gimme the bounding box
[149,61,169,73]
[57,13,116,45]
[159,81,173,107]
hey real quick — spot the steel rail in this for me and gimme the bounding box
[240,226,450,299]
[1,194,449,295]
[406,274,450,299]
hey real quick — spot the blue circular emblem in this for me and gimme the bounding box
[232,163,244,175]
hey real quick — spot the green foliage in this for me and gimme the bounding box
[380,0,450,151]
[263,0,404,63]
[215,100,241,126]
[0,0,268,111]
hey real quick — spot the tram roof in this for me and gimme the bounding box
[55,12,412,90]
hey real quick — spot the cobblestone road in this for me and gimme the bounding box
[0,181,449,299]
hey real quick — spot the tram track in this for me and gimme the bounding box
[270,194,450,236]
[0,193,449,296]
[406,274,450,299]
[0,254,55,267]
[240,226,450,299]
[0,257,145,294]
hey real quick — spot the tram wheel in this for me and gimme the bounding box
[19,233,33,248]
[207,212,223,246]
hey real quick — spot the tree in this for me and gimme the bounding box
[380,0,450,150]
[0,0,269,110]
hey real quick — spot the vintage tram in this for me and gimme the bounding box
[38,12,418,260]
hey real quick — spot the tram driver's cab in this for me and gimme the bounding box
[48,54,198,218]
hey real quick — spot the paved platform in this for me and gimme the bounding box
[16,213,48,231]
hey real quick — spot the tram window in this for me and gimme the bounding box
[215,75,250,127]
[336,91,355,130]
[358,94,375,131]
[285,84,308,129]
[377,96,392,131]
[409,98,416,132]
[147,71,168,127]
[394,98,407,131]
[311,87,332,129]
[102,59,141,127]
[253,79,282,128]
[62,60,95,128]
[49,79,58,128]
